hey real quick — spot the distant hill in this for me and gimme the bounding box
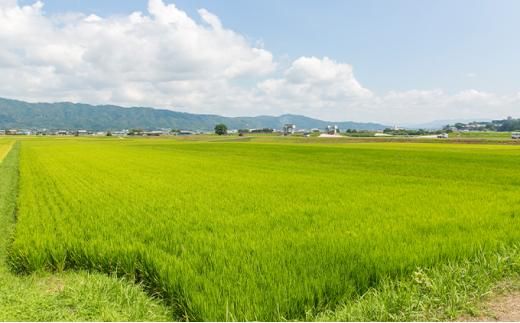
[0,97,387,131]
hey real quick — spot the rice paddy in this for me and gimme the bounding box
[5,137,520,321]
[0,140,13,161]
[0,142,171,321]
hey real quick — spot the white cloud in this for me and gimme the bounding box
[371,89,520,124]
[256,57,374,120]
[0,0,275,113]
[0,0,519,124]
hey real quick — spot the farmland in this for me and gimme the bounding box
[0,141,171,321]
[3,137,520,320]
[0,139,13,161]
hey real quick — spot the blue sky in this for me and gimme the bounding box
[4,0,520,123]
[21,0,520,94]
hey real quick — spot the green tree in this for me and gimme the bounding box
[454,123,465,130]
[128,129,143,136]
[214,123,228,135]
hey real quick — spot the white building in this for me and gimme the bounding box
[283,124,296,135]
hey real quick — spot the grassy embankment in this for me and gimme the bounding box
[0,140,170,321]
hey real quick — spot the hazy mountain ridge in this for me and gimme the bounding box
[0,98,387,131]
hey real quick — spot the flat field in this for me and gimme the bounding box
[7,137,520,320]
[452,131,513,139]
[0,139,13,161]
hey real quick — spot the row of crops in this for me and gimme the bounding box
[7,138,520,320]
[0,140,13,162]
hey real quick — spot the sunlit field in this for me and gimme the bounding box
[452,131,513,139]
[7,137,520,320]
[0,140,13,161]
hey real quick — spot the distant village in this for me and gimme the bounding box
[1,116,519,138]
[442,116,520,132]
[0,124,346,137]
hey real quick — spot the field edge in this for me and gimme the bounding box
[315,245,520,321]
[0,143,172,321]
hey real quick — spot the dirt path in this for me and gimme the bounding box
[460,280,520,322]
[484,292,520,321]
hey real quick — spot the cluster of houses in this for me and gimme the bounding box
[0,124,343,137]
[280,124,339,136]
[0,129,128,136]
[0,129,33,136]
[444,117,519,132]
[0,128,212,137]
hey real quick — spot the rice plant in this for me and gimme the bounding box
[8,138,520,320]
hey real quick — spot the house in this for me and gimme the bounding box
[283,124,296,136]
[177,130,196,136]
[35,129,50,136]
[143,130,163,136]
[326,125,339,135]
[0,130,5,135]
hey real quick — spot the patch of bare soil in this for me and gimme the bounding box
[459,280,520,322]
[483,292,520,322]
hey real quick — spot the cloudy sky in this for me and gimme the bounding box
[1,0,520,124]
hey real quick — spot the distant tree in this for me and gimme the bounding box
[106,131,112,136]
[128,129,143,136]
[499,118,520,131]
[214,123,228,135]
[454,123,465,130]
[485,123,496,131]
[251,128,274,133]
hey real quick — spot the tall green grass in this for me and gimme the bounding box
[0,142,171,321]
[8,138,520,320]
[316,246,519,321]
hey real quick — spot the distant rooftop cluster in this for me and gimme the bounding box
[443,116,520,132]
[0,123,347,138]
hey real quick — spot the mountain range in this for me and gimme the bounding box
[0,97,387,131]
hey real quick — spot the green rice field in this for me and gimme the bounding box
[4,137,520,320]
[0,140,13,161]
